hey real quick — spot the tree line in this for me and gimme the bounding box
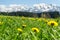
[0,11,60,18]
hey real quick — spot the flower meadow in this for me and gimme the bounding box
[0,16,60,40]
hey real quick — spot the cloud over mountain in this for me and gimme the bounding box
[0,3,60,13]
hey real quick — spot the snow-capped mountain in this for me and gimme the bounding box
[30,3,60,13]
[0,3,60,13]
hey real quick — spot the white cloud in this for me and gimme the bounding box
[0,3,59,13]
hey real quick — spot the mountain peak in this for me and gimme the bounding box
[0,3,60,13]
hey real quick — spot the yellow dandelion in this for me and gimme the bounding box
[17,28,23,32]
[47,20,58,26]
[22,24,26,28]
[32,28,39,33]
[0,22,3,25]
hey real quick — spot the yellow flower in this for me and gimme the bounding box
[0,22,3,25]
[22,24,26,28]
[17,28,23,32]
[32,28,39,33]
[47,20,58,26]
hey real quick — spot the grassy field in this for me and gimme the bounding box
[0,15,60,40]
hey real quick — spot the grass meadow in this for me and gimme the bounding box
[0,15,60,40]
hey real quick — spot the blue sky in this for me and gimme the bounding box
[0,0,60,6]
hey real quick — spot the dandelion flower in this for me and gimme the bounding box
[17,28,23,32]
[22,24,26,28]
[32,28,39,33]
[47,20,58,26]
[0,22,3,25]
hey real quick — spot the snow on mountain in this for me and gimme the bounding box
[32,3,58,12]
[9,4,29,12]
[0,3,60,13]
[0,4,29,12]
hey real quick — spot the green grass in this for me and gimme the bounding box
[0,15,60,40]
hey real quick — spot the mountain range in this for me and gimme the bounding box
[0,3,60,13]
